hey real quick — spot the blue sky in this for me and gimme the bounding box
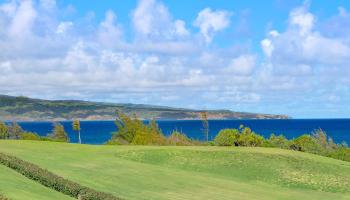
[0,0,350,118]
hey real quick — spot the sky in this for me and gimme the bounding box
[0,0,350,118]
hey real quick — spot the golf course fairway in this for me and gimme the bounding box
[0,140,349,200]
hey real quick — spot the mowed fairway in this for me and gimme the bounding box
[0,165,74,200]
[0,141,350,200]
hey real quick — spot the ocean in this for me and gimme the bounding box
[15,119,350,145]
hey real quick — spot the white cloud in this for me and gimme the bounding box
[194,8,231,44]
[261,4,350,72]
[98,10,122,47]
[289,4,314,35]
[174,20,189,37]
[132,0,189,39]
[8,0,37,38]
[56,21,73,34]
[225,55,256,76]
[0,0,349,117]
[40,0,56,10]
[0,0,16,16]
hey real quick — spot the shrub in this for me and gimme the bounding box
[167,131,194,146]
[21,132,41,141]
[0,153,121,200]
[290,135,324,154]
[7,122,24,139]
[39,137,56,142]
[327,146,350,162]
[131,130,166,145]
[264,134,289,149]
[237,127,265,147]
[0,121,9,139]
[0,194,10,200]
[214,129,239,146]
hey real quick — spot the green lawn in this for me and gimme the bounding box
[0,165,73,200]
[0,140,350,200]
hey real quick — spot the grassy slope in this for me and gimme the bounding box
[0,165,73,200]
[0,141,350,200]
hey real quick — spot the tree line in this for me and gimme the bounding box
[0,121,69,142]
[0,110,349,162]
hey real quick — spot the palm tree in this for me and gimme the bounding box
[200,111,209,142]
[72,120,81,144]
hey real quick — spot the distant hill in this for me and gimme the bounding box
[0,95,289,121]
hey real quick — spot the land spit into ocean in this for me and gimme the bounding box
[0,95,289,121]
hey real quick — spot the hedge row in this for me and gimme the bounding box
[0,153,122,200]
[0,194,10,200]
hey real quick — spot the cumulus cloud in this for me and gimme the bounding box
[8,0,37,38]
[98,10,122,47]
[132,0,189,39]
[224,55,256,76]
[56,21,73,34]
[257,2,350,116]
[261,3,350,72]
[194,8,231,44]
[0,0,349,117]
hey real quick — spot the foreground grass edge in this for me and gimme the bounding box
[0,152,122,200]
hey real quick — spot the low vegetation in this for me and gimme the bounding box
[107,111,350,162]
[0,194,9,200]
[1,111,349,162]
[0,121,68,142]
[0,152,120,200]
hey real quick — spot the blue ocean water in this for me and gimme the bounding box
[17,119,350,145]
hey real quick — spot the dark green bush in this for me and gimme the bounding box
[0,153,121,200]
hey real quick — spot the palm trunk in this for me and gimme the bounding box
[78,130,81,144]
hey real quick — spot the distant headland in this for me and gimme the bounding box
[0,95,290,121]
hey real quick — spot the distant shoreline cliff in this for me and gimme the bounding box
[0,95,290,121]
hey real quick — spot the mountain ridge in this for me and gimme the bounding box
[0,95,290,121]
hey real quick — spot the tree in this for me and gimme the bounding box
[110,110,166,145]
[200,111,209,142]
[8,122,24,139]
[72,120,81,144]
[0,121,9,139]
[49,123,69,142]
[214,129,239,146]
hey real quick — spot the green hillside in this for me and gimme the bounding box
[0,140,349,200]
[0,95,289,121]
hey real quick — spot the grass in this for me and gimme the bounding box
[0,164,74,200]
[0,140,350,200]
